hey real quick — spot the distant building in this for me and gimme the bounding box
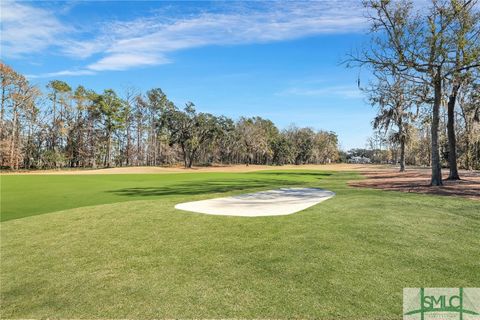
[348,156,371,164]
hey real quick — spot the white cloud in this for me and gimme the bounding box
[26,69,96,79]
[3,1,368,76]
[87,53,170,71]
[80,2,366,72]
[279,85,363,99]
[61,38,110,60]
[0,0,69,57]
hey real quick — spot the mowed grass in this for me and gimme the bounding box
[1,170,479,319]
[1,171,321,222]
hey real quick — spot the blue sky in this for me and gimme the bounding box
[1,0,375,149]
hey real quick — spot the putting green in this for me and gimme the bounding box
[1,171,329,221]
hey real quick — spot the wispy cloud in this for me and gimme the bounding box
[26,69,96,79]
[0,0,69,58]
[1,1,367,76]
[278,85,363,99]
[87,53,170,71]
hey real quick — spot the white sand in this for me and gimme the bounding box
[174,188,335,217]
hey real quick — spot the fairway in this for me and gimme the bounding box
[1,169,479,319]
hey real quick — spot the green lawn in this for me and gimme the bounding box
[1,170,479,319]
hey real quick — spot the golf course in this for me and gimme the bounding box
[2,0,480,318]
[1,166,478,318]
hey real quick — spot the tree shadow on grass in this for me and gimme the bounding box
[253,171,332,178]
[107,178,301,197]
[251,171,333,183]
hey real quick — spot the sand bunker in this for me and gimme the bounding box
[174,188,335,217]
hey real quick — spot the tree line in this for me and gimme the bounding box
[0,63,339,170]
[349,0,480,185]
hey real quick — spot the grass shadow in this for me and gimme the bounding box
[107,178,302,197]
[252,171,332,179]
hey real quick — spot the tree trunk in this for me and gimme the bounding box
[52,94,56,151]
[181,144,188,168]
[430,75,443,186]
[73,111,82,168]
[399,137,406,172]
[188,157,193,168]
[136,121,141,166]
[105,132,111,167]
[9,105,18,169]
[88,117,95,168]
[188,149,197,168]
[25,120,33,169]
[446,84,460,180]
[0,83,5,141]
[153,124,157,166]
[460,104,472,170]
[126,122,131,166]
[52,93,57,168]
[465,138,471,170]
[398,115,406,172]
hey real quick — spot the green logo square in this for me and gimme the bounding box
[404,288,480,320]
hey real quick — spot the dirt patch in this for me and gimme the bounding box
[349,168,480,201]
[0,163,385,175]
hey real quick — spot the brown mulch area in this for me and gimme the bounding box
[349,168,480,201]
